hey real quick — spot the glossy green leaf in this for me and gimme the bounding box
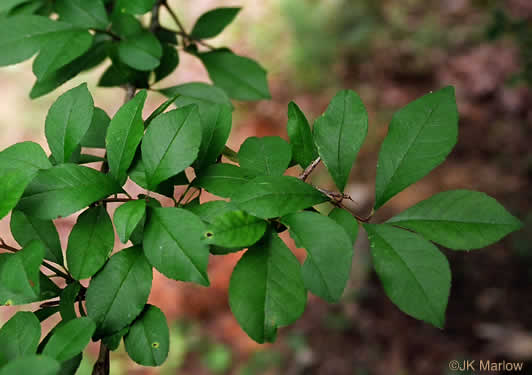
[86,247,152,337]
[374,86,458,209]
[191,7,241,39]
[199,50,270,101]
[328,207,359,245]
[33,30,93,80]
[106,90,147,184]
[313,90,368,192]
[59,282,81,322]
[161,82,232,110]
[114,200,147,244]
[0,355,59,375]
[0,142,51,220]
[0,241,44,305]
[60,353,82,375]
[193,163,256,198]
[186,200,236,223]
[364,223,451,328]
[30,38,110,99]
[0,311,40,366]
[231,176,328,219]
[142,106,201,190]
[0,0,29,13]
[205,210,267,248]
[143,207,210,286]
[115,0,156,15]
[17,164,121,220]
[45,83,94,164]
[287,102,318,168]
[118,32,162,71]
[238,136,292,176]
[229,230,306,343]
[81,108,111,148]
[124,305,169,366]
[282,211,353,302]
[55,0,109,29]
[154,44,179,82]
[10,210,63,265]
[386,190,523,250]
[102,327,128,351]
[195,104,232,169]
[42,317,95,362]
[0,15,72,66]
[66,206,114,280]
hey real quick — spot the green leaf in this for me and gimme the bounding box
[142,106,201,190]
[30,38,110,99]
[195,104,232,169]
[199,50,270,101]
[187,200,237,224]
[0,142,51,220]
[114,200,147,244]
[0,311,40,366]
[282,211,354,302]
[45,83,94,164]
[364,223,451,328]
[39,273,61,301]
[287,102,318,168]
[102,327,128,351]
[32,30,93,80]
[229,230,306,343]
[205,210,267,249]
[115,0,156,15]
[60,353,82,375]
[386,190,523,250]
[86,247,152,337]
[231,176,328,219]
[313,90,368,192]
[55,0,109,29]
[106,90,147,184]
[10,210,63,265]
[111,12,142,38]
[59,282,81,322]
[0,355,59,375]
[0,0,30,13]
[0,241,44,305]
[124,305,169,366]
[17,164,121,220]
[0,15,72,66]
[42,317,96,362]
[118,32,162,71]
[193,163,256,198]
[191,7,241,39]
[238,136,292,176]
[66,206,114,280]
[143,207,210,286]
[160,82,233,110]
[374,86,458,209]
[328,208,359,245]
[81,108,111,148]
[154,44,179,82]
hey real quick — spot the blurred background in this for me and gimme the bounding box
[1,0,532,374]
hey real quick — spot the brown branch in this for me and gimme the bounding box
[102,197,134,203]
[92,343,110,375]
[298,157,321,181]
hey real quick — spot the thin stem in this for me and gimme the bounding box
[42,261,72,281]
[103,197,134,203]
[149,0,162,32]
[78,299,87,317]
[163,1,186,35]
[299,157,321,181]
[177,185,192,206]
[0,238,19,253]
[92,343,110,375]
[175,30,216,50]
[222,146,239,163]
[92,28,121,41]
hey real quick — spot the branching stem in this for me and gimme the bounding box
[298,157,321,181]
